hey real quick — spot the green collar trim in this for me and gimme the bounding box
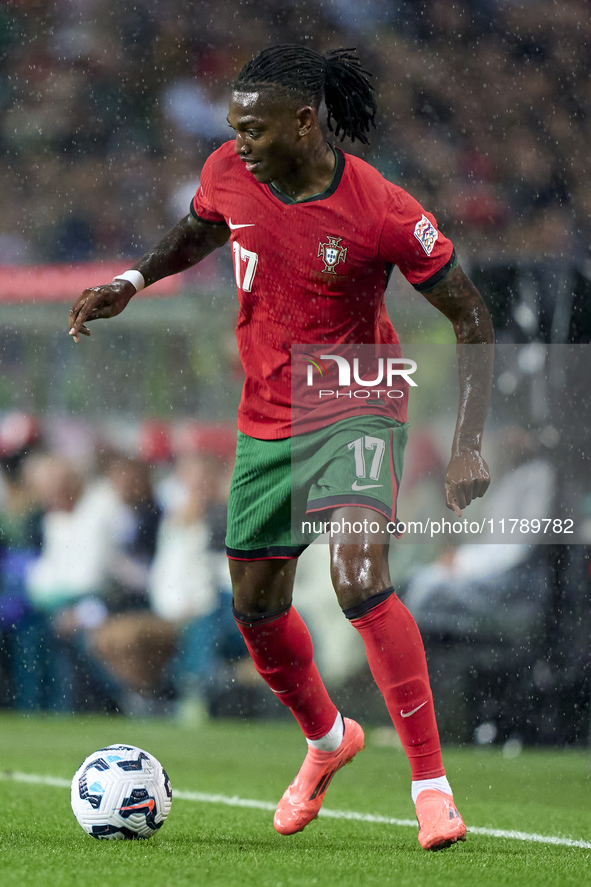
[268,146,344,205]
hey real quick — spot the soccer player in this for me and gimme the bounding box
[69,46,494,850]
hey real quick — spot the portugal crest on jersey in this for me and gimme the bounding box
[318,235,347,274]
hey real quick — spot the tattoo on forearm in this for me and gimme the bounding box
[133,216,229,287]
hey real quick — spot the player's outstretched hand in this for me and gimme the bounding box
[68,280,136,343]
[444,449,490,517]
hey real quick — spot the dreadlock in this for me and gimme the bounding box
[233,45,377,145]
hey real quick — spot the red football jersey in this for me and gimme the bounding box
[192,141,454,440]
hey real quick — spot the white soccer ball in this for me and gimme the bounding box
[71,744,172,839]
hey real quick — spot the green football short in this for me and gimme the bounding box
[225,416,409,559]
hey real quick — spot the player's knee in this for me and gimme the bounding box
[231,583,293,620]
[232,590,290,620]
[330,546,391,611]
[331,569,379,611]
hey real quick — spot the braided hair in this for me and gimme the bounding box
[233,45,377,145]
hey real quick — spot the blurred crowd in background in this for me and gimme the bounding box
[1,0,590,267]
[0,411,363,723]
[0,411,241,718]
[0,407,589,748]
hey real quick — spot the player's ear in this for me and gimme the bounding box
[296,106,315,137]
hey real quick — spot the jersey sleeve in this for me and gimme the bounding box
[190,151,227,225]
[377,186,455,291]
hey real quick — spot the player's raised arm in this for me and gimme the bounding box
[68,214,230,342]
[420,263,495,516]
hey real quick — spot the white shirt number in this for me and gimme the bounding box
[232,242,259,293]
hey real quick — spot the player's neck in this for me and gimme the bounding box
[271,141,336,203]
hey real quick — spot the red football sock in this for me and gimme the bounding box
[350,592,445,779]
[234,605,339,741]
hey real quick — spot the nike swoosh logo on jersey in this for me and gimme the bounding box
[351,480,383,491]
[400,701,428,718]
[228,219,255,229]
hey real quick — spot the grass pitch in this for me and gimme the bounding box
[0,713,590,887]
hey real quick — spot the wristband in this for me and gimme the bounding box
[113,270,145,292]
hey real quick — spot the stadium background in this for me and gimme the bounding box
[0,0,589,748]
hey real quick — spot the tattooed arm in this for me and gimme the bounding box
[421,264,495,515]
[68,214,230,341]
